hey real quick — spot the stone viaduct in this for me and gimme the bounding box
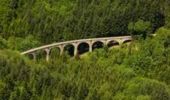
[21,36,132,61]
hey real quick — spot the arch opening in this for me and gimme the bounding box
[123,40,132,44]
[36,50,47,61]
[78,42,89,55]
[27,53,35,60]
[49,47,60,59]
[92,41,104,50]
[64,44,75,57]
[107,40,119,48]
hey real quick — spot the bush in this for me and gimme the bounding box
[128,19,151,38]
[7,35,40,51]
[0,36,7,49]
[114,77,170,100]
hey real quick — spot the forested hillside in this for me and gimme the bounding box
[0,0,170,100]
[0,0,170,43]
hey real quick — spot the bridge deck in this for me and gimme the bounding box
[21,36,132,55]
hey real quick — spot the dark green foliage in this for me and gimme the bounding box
[0,36,7,49]
[0,0,169,43]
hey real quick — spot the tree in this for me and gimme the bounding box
[128,19,151,38]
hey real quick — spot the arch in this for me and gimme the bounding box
[26,53,36,60]
[123,39,132,44]
[107,40,119,48]
[49,47,60,59]
[36,49,47,61]
[92,41,104,50]
[21,36,133,58]
[64,44,75,57]
[78,42,90,55]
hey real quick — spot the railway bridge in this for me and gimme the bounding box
[21,36,132,61]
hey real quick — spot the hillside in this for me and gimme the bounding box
[0,0,170,100]
[0,28,170,99]
[0,0,170,43]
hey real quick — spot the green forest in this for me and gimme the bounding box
[0,0,170,100]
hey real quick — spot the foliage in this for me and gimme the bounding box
[0,0,170,99]
[0,28,170,99]
[114,77,170,100]
[0,0,169,43]
[128,19,151,38]
[0,36,7,49]
[7,35,40,51]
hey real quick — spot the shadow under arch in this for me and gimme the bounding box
[36,50,47,61]
[26,53,35,60]
[107,40,119,48]
[78,42,89,55]
[92,41,104,50]
[123,39,132,44]
[64,44,75,57]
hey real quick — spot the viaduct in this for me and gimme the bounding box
[21,36,132,61]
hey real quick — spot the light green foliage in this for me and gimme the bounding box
[128,19,151,36]
[0,29,170,99]
[7,35,40,51]
[121,77,170,100]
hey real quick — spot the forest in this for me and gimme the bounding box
[0,0,170,100]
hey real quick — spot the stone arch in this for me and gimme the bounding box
[123,39,132,44]
[107,40,119,48]
[64,44,75,56]
[78,42,90,55]
[92,41,104,50]
[36,49,47,61]
[49,47,61,59]
[26,53,36,60]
